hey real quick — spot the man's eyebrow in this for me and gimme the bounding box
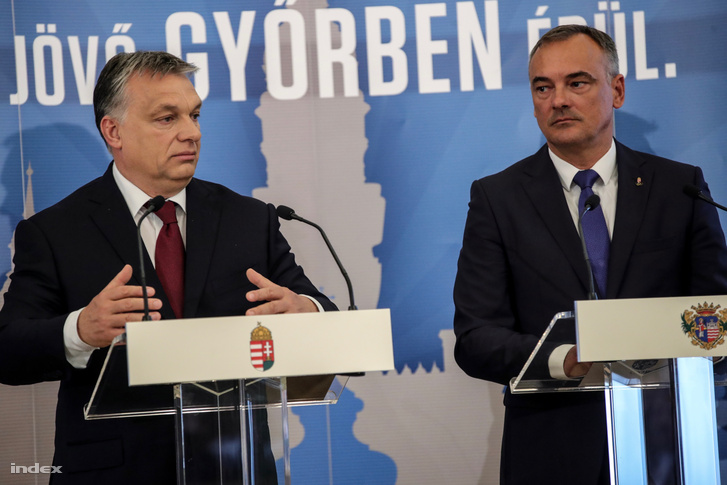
[565,71,596,81]
[151,102,203,115]
[531,71,598,86]
[531,76,550,85]
[151,104,180,115]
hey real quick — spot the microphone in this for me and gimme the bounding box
[578,194,601,300]
[276,205,357,311]
[683,184,727,211]
[137,196,166,320]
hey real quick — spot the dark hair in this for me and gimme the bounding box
[529,25,620,78]
[93,51,198,146]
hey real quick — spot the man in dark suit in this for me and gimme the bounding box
[0,51,336,484]
[453,25,727,484]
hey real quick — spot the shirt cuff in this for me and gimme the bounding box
[548,344,578,380]
[301,295,324,312]
[63,308,98,369]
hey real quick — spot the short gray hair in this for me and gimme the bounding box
[529,25,620,79]
[93,51,198,145]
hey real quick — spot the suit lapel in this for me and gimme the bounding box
[87,166,148,285]
[183,179,221,318]
[521,146,591,294]
[606,142,652,298]
[87,164,176,319]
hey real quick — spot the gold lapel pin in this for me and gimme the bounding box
[636,177,643,186]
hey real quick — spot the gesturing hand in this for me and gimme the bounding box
[77,264,162,347]
[245,268,317,316]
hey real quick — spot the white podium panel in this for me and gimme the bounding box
[126,309,394,386]
[576,295,727,362]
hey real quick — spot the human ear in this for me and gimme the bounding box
[100,116,122,149]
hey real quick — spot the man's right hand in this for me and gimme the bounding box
[77,264,162,348]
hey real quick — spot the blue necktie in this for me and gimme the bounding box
[573,170,610,297]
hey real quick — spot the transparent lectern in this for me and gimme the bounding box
[510,296,727,485]
[83,309,394,485]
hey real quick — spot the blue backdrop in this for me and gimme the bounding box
[2,0,726,482]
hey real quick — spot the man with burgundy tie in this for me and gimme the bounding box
[0,51,336,484]
[453,25,727,484]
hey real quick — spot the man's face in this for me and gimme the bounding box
[529,34,624,164]
[105,72,202,197]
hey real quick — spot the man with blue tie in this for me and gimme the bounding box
[453,25,727,484]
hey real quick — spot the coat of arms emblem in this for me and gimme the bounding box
[250,322,275,371]
[681,302,727,350]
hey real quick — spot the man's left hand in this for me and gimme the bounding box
[563,345,593,378]
[245,268,318,315]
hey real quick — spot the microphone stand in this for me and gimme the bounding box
[137,196,166,320]
[577,195,601,301]
[277,206,357,311]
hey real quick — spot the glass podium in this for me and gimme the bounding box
[511,310,722,485]
[84,334,347,484]
[83,309,394,485]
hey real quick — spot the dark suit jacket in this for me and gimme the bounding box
[453,141,727,484]
[0,164,337,484]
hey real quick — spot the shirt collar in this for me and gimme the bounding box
[549,139,617,191]
[112,163,187,215]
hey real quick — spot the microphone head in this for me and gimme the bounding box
[148,195,166,212]
[276,205,296,221]
[584,194,601,211]
[683,184,702,199]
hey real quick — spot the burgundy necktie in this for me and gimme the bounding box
[155,201,185,318]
